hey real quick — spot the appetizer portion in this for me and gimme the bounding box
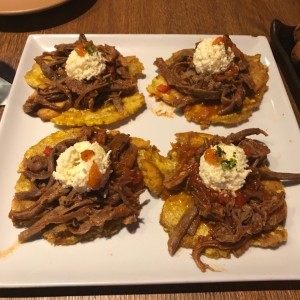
[138,128,300,271]
[9,127,150,245]
[24,34,145,126]
[147,35,269,129]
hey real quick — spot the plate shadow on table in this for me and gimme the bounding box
[0,61,15,84]
[0,0,97,32]
[0,281,300,297]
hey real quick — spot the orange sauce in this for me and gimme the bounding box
[212,36,225,45]
[201,105,219,118]
[81,149,94,162]
[0,240,20,259]
[185,104,220,122]
[87,162,103,190]
[75,43,87,57]
[204,148,220,166]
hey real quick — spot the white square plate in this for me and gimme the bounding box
[0,34,300,287]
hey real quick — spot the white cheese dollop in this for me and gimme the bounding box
[53,141,110,190]
[193,37,235,74]
[199,143,251,193]
[65,48,106,81]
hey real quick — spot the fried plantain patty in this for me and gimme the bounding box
[137,129,298,271]
[10,127,150,245]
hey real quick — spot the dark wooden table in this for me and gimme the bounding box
[0,1,300,299]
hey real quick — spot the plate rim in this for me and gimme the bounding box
[0,0,70,15]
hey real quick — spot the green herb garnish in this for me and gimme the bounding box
[221,158,237,170]
[85,45,94,55]
[216,145,226,157]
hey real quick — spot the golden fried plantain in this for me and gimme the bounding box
[24,63,51,89]
[51,92,145,127]
[138,130,290,270]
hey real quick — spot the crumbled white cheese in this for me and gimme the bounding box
[199,143,251,193]
[53,141,110,190]
[193,37,235,74]
[65,48,106,81]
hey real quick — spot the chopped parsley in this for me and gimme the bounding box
[214,145,237,170]
[221,157,237,170]
[85,45,94,55]
[216,145,226,157]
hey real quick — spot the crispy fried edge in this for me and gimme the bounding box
[51,92,145,126]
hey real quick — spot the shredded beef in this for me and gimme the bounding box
[154,35,257,115]
[23,34,139,116]
[163,128,300,271]
[167,204,199,255]
[9,127,145,243]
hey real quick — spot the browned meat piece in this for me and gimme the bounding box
[168,204,199,255]
[154,57,221,102]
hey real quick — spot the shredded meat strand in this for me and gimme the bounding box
[168,204,199,255]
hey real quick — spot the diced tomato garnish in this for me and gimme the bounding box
[75,43,87,57]
[204,148,220,166]
[218,193,231,205]
[224,65,239,79]
[43,146,53,156]
[157,84,171,93]
[241,145,252,157]
[81,149,94,162]
[234,191,246,208]
[87,162,103,190]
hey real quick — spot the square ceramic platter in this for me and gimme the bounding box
[0,34,300,288]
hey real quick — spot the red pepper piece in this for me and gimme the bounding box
[157,84,171,93]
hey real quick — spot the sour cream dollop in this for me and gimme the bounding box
[65,47,106,81]
[199,143,251,193]
[53,141,111,191]
[193,37,235,74]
